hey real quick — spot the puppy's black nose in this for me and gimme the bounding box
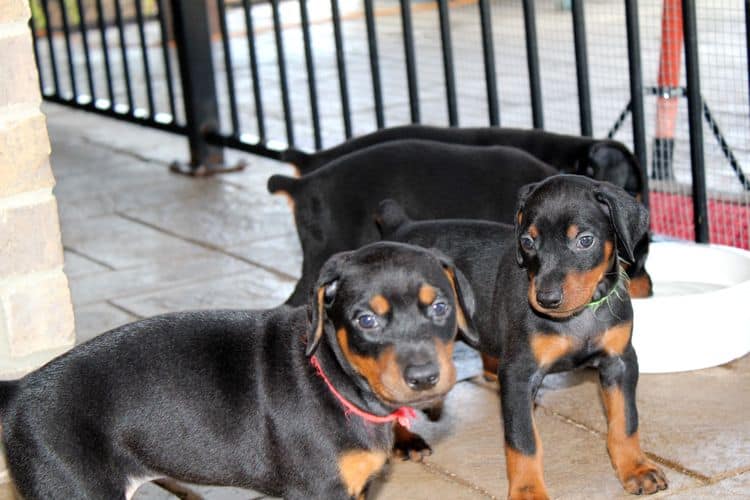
[404,363,440,391]
[536,289,563,309]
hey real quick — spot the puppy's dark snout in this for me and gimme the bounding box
[536,289,563,309]
[404,362,440,391]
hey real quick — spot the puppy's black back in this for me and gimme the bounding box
[288,125,613,178]
[272,139,555,305]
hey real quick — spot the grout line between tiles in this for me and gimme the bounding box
[78,133,285,198]
[79,135,170,166]
[418,460,498,499]
[67,245,245,274]
[105,300,145,320]
[539,406,713,485]
[708,465,750,484]
[63,246,117,271]
[113,211,298,282]
[77,267,286,307]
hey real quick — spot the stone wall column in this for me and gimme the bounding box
[0,0,76,487]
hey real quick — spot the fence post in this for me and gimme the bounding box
[571,0,592,137]
[168,0,244,175]
[681,0,709,243]
[624,0,648,207]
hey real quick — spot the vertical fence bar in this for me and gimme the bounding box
[271,0,295,146]
[478,0,499,126]
[40,0,60,94]
[437,0,458,126]
[624,0,648,205]
[571,0,592,136]
[331,0,353,138]
[400,0,420,123]
[113,0,134,113]
[59,0,78,98]
[298,0,322,149]
[95,0,115,106]
[746,0,750,122]
[681,0,709,242]
[156,0,177,120]
[242,0,266,142]
[169,0,226,172]
[134,0,155,117]
[75,0,96,100]
[522,0,543,129]
[363,0,384,129]
[217,0,240,136]
[28,10,45,92]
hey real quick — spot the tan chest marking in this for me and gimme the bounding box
[599,322,633,356]
[338,450,388,497]
[530,333,576,368]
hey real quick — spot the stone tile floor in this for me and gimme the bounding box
[2,103,748,499]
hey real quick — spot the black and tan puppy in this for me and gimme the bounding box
[284,124,646,201]
[0,242,477,500]
[376,176,667,498]
[269,139,557,306]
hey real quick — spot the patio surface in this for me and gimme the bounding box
[1,103,748,499]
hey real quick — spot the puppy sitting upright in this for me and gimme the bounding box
[0,242,477,500]
[377,176,667,498]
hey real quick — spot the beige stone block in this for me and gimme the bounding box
[0,0,30,24]
[0,440,8,486]
[0,196,64,278]
[0,481,17,500]
[0,113,54,198]
[3,270,75,358]
[0,34,40,107]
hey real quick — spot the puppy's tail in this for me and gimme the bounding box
[0,380,18,415]
[375,199,411,238]
[267,174,299,197]
[281,149,314,173]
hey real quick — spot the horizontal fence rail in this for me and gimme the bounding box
[30,0,750,248]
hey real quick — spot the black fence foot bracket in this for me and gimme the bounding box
[169,159,247,177]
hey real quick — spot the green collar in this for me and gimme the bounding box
[586,262,629,311]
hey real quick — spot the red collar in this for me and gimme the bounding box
[310,355,417,429]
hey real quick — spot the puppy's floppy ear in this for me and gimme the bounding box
[375,199,411,238]
[594,181,649,264]
[515,182,538,267]
[307,252,349,356]
[587,142,645,200]
[431,250,480,349]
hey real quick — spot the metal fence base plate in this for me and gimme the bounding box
[169,159,247,177]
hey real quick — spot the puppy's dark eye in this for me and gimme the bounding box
[431,301,449,317]
[520,235,535,250]
[577,234,595,249]
[357,314,378,330]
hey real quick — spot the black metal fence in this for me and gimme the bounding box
[30,0,750,248]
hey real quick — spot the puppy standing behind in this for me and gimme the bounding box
[284,125,646,203]
[269,138,557,306]
[377,176,667,499]
[0,242,477,500]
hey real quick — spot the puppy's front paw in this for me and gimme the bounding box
[508,486,550,500]
[620,460,668,495]
[393,425,432,462]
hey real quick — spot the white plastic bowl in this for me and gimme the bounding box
[632,241,750,373]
